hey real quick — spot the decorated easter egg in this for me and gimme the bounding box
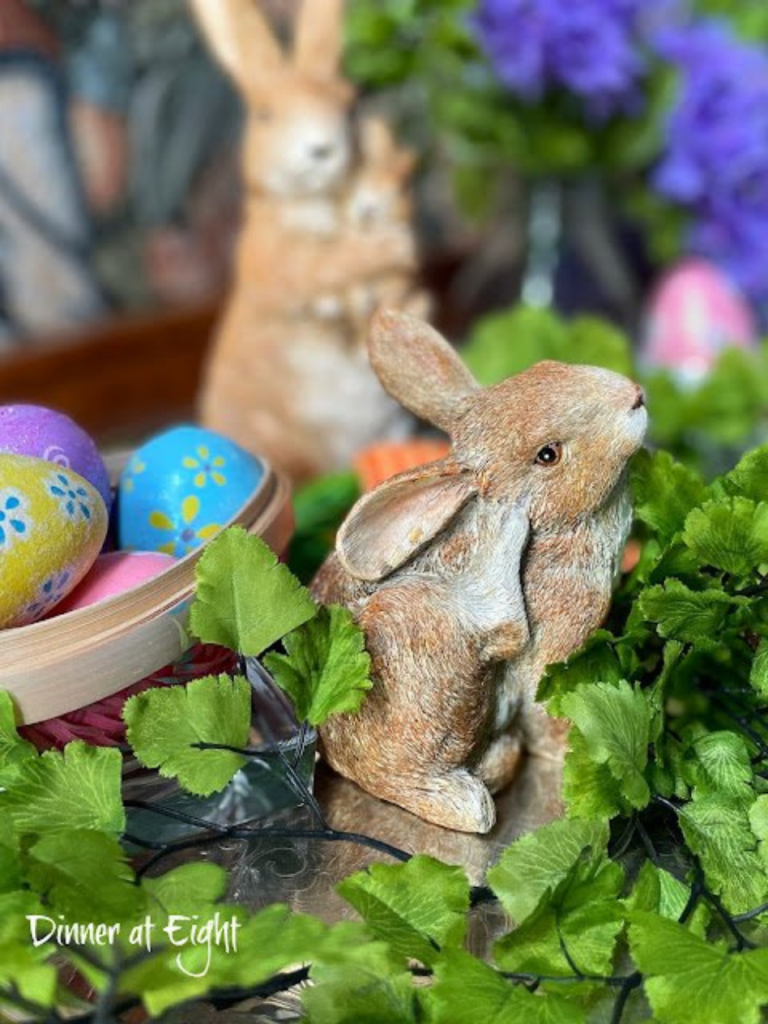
[118,425,264,556]
[53,551,177,615]
[641,259,757,386]
[0,454,108,628]
[0,404,112,509]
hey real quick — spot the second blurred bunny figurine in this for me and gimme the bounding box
[313,310,648,833]
[190,0,424,483]
[339,118,431,329]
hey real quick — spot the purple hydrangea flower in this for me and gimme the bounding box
[653,21,768,302]
[471,0,675,117]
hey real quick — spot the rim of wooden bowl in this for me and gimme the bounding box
[0,460,294,725]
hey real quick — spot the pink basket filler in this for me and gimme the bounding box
[19,644,239,751]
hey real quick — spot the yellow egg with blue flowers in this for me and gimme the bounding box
[0,454,109,628]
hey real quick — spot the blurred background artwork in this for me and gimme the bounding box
[0,0,243,346]
[0,0,765,474]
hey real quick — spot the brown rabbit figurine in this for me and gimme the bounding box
[312,310,648,833]
[190,0,417,483]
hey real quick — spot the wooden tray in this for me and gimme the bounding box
[0,461,292,725]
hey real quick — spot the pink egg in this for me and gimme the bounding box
[52,551,176,614]
[641,259,757,385]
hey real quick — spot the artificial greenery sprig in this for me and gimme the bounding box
[1,443,768,1021]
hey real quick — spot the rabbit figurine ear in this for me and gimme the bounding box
[189,0,284,86]
[294,0,345,79]
[337,464,478,582]
[361,118,417,178]
[360,118,396,162]
[369,310,479,433]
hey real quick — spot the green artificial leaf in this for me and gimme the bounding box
[288,470,361,582]
[426,948,585,1024]
[0,742,124,836]
[124,674,251,797]
[461,305,632,387]
[645,540,702,587]
[306,920,398,974]
[0,832,22,896]
[626,862,691,922]
[337,855,469,966]
[751,639,768,698]
[629,911,768,1024]
[0,954,57,1012]
[684,498,768,581]
[638,579,746,649]
[130,905,390,1017]
[689,731,753,802]
[688,348,766,446]
[631,449,708,545]
[749,795,768,838]
[487,818,608,924]
[142,862,228,917]
[121,903,295,1015]
[560,681,651,809]
[190,527,317,655]
[303,962,416,1024]
[643,369,691,449]
[494,855,625,979]
[654,731,695,802]
[119,905,250,1015]
[265,605,373,726]
[25,830,138,922]
[0,892,58,1007]
[76,863,231,991]
[566,316,634,376]
[625,861,711,941]
[562,726,624,820]
[679,794,768,913]
[462,306,567,385]
[0,691,37,786]
[128,889,357,1016]
[749,795,768,873]
[494,901,624,983]
[537,631,622,714]
[715,445,768,503]
[646,640,685,743]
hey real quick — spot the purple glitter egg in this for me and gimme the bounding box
[0,405,112,510]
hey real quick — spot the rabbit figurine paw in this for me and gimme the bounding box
[312,310,648,833]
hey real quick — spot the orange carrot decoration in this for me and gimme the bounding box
[354,438,451,492]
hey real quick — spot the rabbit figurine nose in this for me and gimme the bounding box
[310,143,333,160]
[632,386,645,410]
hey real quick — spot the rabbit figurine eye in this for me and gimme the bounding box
[535,442,562,466]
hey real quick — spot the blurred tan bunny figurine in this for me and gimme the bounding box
[310,117,430,326]
[313,310,648,833]
[342,118,431,326]
[190,0,417,483]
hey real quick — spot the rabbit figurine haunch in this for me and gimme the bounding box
[312,310,648,834]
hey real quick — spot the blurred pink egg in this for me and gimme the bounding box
[52,551,176,614]
[641,259,757,385]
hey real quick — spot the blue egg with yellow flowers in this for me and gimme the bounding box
[118,426,264,557]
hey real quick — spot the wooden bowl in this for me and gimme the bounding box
[0,457,292,725]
